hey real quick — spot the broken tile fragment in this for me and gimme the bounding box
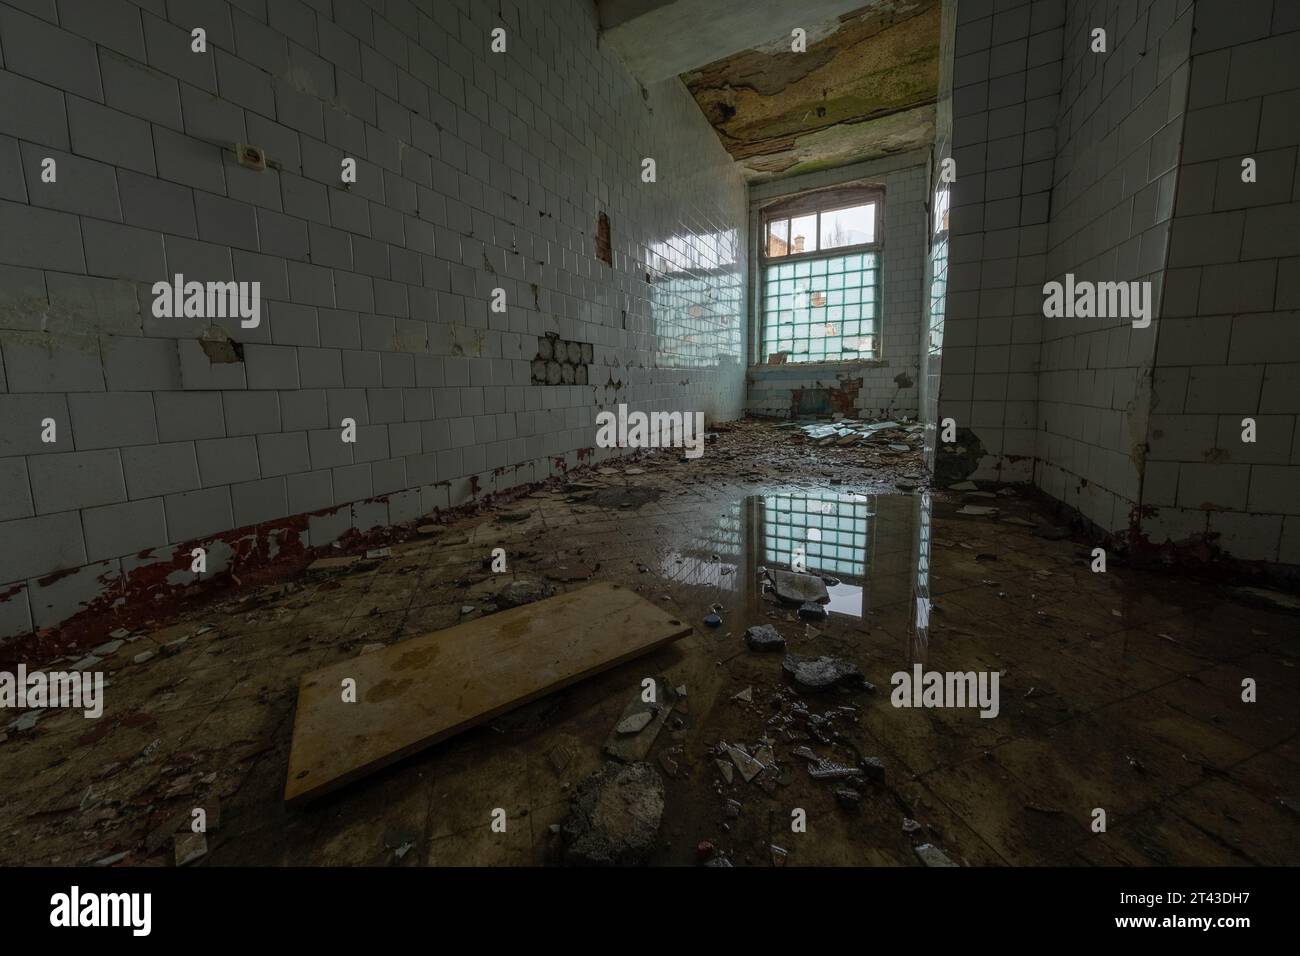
[727,745,763,783]
[915,843,957,867]
[616,711,653,735]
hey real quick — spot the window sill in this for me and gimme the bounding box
[748,357,885,372]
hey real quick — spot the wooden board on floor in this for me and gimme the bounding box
[284,582,691,804]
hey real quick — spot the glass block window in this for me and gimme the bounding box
[760,191,882,363]
[761,253,880,363]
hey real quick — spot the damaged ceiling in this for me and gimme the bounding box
[681,0,940,180]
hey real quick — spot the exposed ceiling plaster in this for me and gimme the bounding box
[681,0,940,181]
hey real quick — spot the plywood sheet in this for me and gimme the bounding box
[285,583,691,804]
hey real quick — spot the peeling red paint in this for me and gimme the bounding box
[789,376,862,418]
[828,377,863,416]
[1,455,653,667]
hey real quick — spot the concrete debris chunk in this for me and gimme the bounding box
[782,654,867,692]
[797,601,828,621]
[715,758,734,784]
[744,624,786,652]
[561,762,664,866]
[768,569,830,604]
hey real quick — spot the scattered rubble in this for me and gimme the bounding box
[793,418,925,452]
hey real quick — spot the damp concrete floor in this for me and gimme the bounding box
[1,421,1297,867]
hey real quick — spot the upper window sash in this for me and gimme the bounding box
[761,189,883,261]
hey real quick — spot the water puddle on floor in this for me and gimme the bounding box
[654,488,933,664]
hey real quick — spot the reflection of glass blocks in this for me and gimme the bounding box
[650,223,744,369]
[761,491,871,577]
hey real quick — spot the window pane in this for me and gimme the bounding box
[766,219,790,257]
[789,214,817,255]
[820,203,875,249]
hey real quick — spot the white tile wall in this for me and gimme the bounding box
[939,0,1065,484]
[0,0,748,636]
[1145,0,1300,562]
[1035,0,1194,533]
[941,0,1297,565]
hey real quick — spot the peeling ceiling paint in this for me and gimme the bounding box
[681,0,940,180]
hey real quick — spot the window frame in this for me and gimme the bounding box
[757,184,886,363]
[760,185,884,263]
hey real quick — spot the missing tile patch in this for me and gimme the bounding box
[596,212,612,266]
[531,333,593,385]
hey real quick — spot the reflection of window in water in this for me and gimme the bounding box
[762,493,869,577]
[659,504,743,589]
